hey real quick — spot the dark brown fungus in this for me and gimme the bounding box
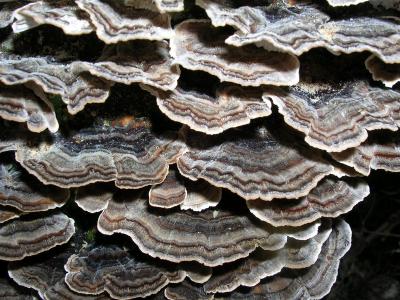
[0,212,75,261]
[97,191,321,267]
[0,54,112,115]
[197,0,400,63]
[80,41,179,91]
[12,0,94,35]
[365,55,400,88]
[170,20,299,86]
[203,222,332,293]
[0,160,69,212]
[247,177,369,227]
[76,0,173,43]
[14,118,174,189]
[149,168,187,208]
[0,84,59,133]
[219,219,352,300]
[264,80,400,152]
[142,84,272,135]
[331,131,400,175]
[177,124,335,201]
[64,245,210,299]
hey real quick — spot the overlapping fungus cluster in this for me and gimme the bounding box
[0,0,399,299]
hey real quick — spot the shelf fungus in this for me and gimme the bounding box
[142,84,272,135]
[97,190,321,267]
[74,184,113,214]
[326,0,369,6]
[197,1,400,64]
[0,161,69,213]
[124,0,185,13]
[0,2,21,29]
[80,41,180,91]
[170,20,299,87]
[149,169,187,208]
[221,219,351,300]
[0,278,35,300]
[64,245,211,299]
[331,131,400,175]
[0,54,112,115]
[164,280,213,300]
[204,222,332,293]
[8,235,112,300]
[14,119,176,189]
[247,177,369,227]
[12,0,94,35]
[0,207,20,224]
[148,168,221,211]
[75,0,173,44]
[0,212,75,261]
[177,124,335,201]
[263,80,400,152]
[0,84,59,133]
[365,55,400,88]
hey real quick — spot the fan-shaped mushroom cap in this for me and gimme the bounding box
[80,41,179,91]
[8,235,112,300]
[0,161,69,212]
[0,55,111,115]
[15,118,175,189]
[264,80,400,152]
[142,84,272,135]
[12,0,94,35]
[331,131,400,175]
[165,280,213,300]
[0,84,58,133]
[177,123,335,201]
[247,177,369,227]
[125,0,185,13]
[76,0,173,43]
[170,19,299,87]
[220,219,352,300]
[197,1,400,63]
[98,190,321,267]
[0,206,20,223]
[149,169,187,208]
[180,180,222,212]
[74,185,113,213]
[0,212,75,261]
[149,168,222,210]
[204,222,332,293]
[64,245,210,299]
[366,55,400,88]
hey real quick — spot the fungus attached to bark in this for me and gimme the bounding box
[164,280,213,300]
[143,84,271,135]
[197,0,400,63]
[74,185,113,213]
[97,190,321,267]
[247,177,369,227]
[0,212,75,261]
[0,55,112,115]
[0,84,59,133]
[64,245,211,299]
[365,55,400,88]
[177,124,334,201]
[263,80,400,152]
[75,0,173,43]
[204,222,332,293]
[0,206,20,224]
[12,0,94,35]
[170,19,299,87]
[221,219,352,300]
[0,160,69,213]
[149,168,187,208]
[14,118,174,189]
[331,131,400,175]
[80,41,180,91]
